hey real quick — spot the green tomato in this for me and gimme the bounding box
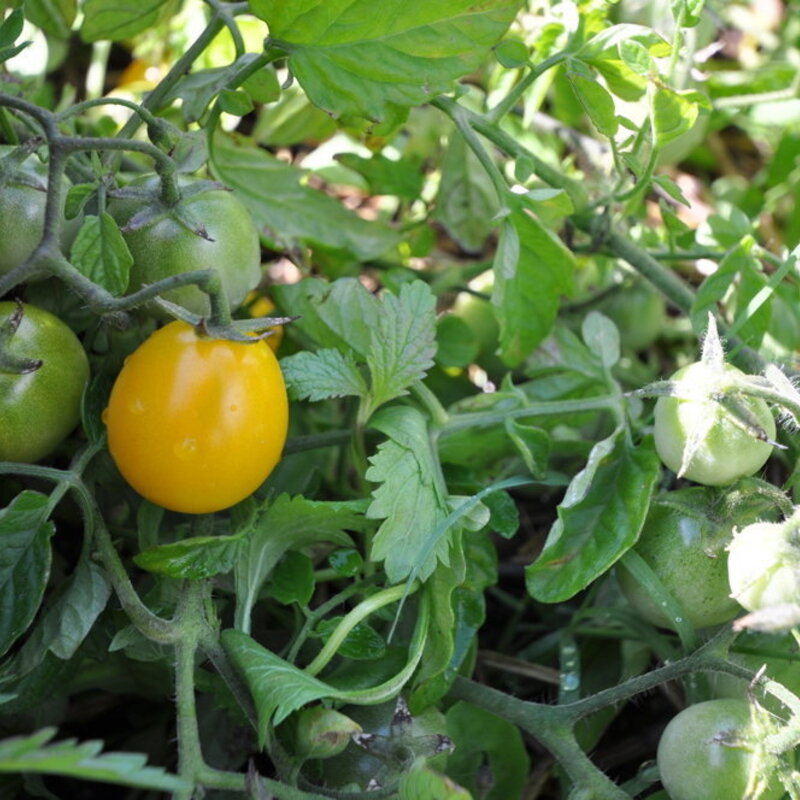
[109,177,261,316]
[616,486,772,629]
[653,361,775,486]
[728,516,800,612]
[0,302,89,462]
[0,148,76,277]
[595,280,667,351]
[657,699,784,800]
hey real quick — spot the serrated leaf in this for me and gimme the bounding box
[211,134,399,260]
[434,130,499,253]
[366,281,437,415]
[0,492,54,658]
[526,432,660,602]
[80,0,170,42]
[492,208,575,366]
[251,0,521,122]
[64,183,95,220]
[280,349,367,402]
[315,277,381,357]
[24,0,76,38]
[234,496,363,631]
[134,533,244,580]
[69,213,132,296]
[0,729,189,792]
[366,406,452,583]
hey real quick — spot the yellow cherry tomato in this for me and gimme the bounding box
[104,321,288,514]
[245,292,284,352]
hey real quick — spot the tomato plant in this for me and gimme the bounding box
[728,516,800,612]
[595,279,666,352]
[103,320,288,513]
[109,178,262,316]
[657,699,784,800]
[0,302,89,463]
[653,361,775,486]
[616,486,767,629]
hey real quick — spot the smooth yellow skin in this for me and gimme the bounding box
[104,321,288,514]
[246,293,284,352]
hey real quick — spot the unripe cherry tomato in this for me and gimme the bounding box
[104,321,288,514]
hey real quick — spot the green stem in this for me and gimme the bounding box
[439,395,617,437]
[304,583,418,677]
[486,52,569,123]
[412,381,450,427]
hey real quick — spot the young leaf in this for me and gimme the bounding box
[280,349,368,402]
[0,729,189,792]
[526,432,661,603]
[492,208,575,366]
[250,0,521,122]
[134,533,245,580]
[365,281,437,416]
[269,551,315,606]
[0,492,55,658]
[234,496,363,631]
[652,86,700,148]
[23,0,76,39]
[366,406,452,583]
[566,59,618,137]
[69,214,132,297]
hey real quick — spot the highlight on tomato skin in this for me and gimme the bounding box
[103,320,289,514]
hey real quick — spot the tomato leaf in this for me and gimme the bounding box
[434,130,499,254]
[233,496,363,632]
[0,492,55,659]
[134,533,245,580]
[525,432,661,603]
[492,207,575,366]
[268,551,315,606]
[280,349,368,402]
[366,406,452,583]
[0,728,189,792]
[365,281,437,416]
[23,0,76,39]
[80,0,171,42]
[69,213,132,297]
[251,0,521,122]
[211,134,400,261]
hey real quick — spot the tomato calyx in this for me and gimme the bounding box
[0,301,43,374]
[154,293,298,344]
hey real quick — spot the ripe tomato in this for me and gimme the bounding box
[103,321,288,514]
[728,517,800,612]
[109,178,262,317]
[653,361,775,486]
[0,302,89,463]
[616,486,773,629]
[657,699,784,800]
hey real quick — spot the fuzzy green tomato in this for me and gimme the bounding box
[657,699,784,800]
[653,361,775,486]
[617,487,755,629]
[728,517,800,612]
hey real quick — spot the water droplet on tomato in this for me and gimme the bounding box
[174,438,198,460]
